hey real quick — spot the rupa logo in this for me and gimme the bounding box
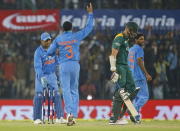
[2,13,56,30]
[154,106,180,120]
[16,14,56,23]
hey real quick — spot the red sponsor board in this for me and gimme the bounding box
[0,10,60,32]
[0,100,180,120]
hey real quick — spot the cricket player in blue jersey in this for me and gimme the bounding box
[128,33,152,122]
[33,32,66,124]
[47,3,93,126]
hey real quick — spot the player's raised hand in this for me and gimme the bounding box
[87,3,93,13]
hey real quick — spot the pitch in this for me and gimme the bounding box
[0,120,180,131]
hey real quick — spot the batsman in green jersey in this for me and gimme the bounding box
[109,22,139,125]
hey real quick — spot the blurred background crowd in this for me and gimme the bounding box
[0,28,180,100]
[0,0,180,100]
[1,0,180,9]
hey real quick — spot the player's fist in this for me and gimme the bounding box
[87,3,93,13]
[110,72,119,83]
[146,73,152,81]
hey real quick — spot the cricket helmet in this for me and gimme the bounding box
[126,22,138,33]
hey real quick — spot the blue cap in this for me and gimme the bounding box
[40,32,51,41]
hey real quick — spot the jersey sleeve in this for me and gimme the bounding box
[112,36,123,50]
[34,50,44,79]
[74,13,94,41]
[136,47,144,59]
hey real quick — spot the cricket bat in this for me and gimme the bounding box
[119,89,138,121]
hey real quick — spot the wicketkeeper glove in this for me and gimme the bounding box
[110,72,119,83]
[41,77,48,88]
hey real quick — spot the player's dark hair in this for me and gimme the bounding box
[63,21,72,31]
[135,33,144,40]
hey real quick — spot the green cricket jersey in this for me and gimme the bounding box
[112,33,130,65]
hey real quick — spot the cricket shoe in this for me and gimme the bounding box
[109,118,128,125]
[117,119,128,125]
[130,115,141,124]
[55,117,67,124]
[67,114,74,126]
[72,118,76,124]
[109,116,128,125]
[34,119,42,124]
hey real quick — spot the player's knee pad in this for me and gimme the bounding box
[119,104,127,118]
[33,92,43,120]
[112,98,124,119]
[54,91,63,118]
[34,92,43,103]
[54,91,63,107]
[33,92,43,108]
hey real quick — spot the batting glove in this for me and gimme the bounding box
[119,89,130,100]
[41,77,48,88]
[110,72,119,83]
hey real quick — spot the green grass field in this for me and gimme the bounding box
[0,120,180,131]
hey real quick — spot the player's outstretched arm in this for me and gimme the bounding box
[74,3,94,41]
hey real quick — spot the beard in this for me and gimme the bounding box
[42,45,49,49]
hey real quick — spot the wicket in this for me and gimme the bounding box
[42,87,55,124]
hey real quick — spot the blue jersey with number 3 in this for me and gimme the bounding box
[47,14,93,63]
[128,44,146,81]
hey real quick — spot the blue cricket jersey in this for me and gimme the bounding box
[128,44,146,81]
[34,46,57,79]
[47,13,93,63]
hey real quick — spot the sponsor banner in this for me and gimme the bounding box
[61,10,180,30]
[0,100,180,120]
[0,10,60,32]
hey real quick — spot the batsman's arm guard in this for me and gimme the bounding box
[109,55,116,72]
